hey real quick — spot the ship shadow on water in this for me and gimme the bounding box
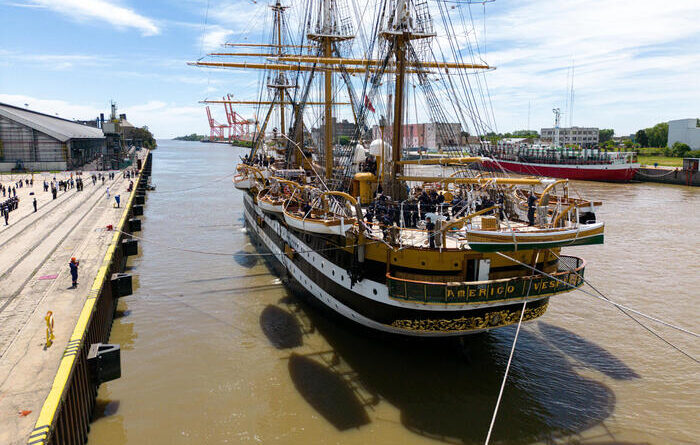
[233,250,259,268]
[248,224,634,443]
[259,304,303,349]
[282,296,625,444]
[287,353,372,431]
[538,321,639,380]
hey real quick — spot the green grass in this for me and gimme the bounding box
[637,155,683,167]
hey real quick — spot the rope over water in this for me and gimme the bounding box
[116,229,378,257]
[494,252,699,364]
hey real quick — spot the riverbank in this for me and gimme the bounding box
[634,165,699,186]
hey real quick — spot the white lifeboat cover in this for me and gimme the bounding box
[352,144,367,164]
[369,139,391,156]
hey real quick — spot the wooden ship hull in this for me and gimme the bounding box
[193,0,602,337]
[243,192,586,337]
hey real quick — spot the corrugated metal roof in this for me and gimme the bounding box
[0,102,105,142]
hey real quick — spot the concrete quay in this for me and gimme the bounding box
[0,153,150,445]
[634,165,700,186]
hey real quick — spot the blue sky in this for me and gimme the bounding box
[1,0,699,138]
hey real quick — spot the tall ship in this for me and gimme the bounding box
[477,110,639,182]
[191,0,602,337]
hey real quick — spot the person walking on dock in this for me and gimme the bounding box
[69,258,79,288]
[33,197,37,212]
[114,194,120,208]
[106,187,110,201]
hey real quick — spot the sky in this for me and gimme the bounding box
[0,0,698,138]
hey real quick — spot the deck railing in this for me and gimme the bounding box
[387,256,585,305]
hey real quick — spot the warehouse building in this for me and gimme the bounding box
[668,118,700,149]
[0,102,105,171]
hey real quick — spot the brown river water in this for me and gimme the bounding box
[88,140,699,444]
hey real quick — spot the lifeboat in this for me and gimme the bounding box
[282,191,358,236]
[466,221,605,252]
[257,188,285,213]
[233,174,253,190]
[233,165,266,190]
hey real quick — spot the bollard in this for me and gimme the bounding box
[134,194,145,205]
[121,238,138,256]
[87,343,121,384]
[132,204,144,216]
[44,311,55,348]
[128,218,141,232]
[111,273,133,297]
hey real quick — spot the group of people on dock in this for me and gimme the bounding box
[1,183,18,198]
[1,196,19,225]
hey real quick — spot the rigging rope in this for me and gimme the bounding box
[117,229,378,258]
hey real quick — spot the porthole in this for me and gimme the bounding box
[373,289,377,295]
[454,262,459,268]
[332,270,335,276]
[421,261,426,266]
[393,257,398,262]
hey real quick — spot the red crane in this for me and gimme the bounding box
[205,106,229,142]
[223,94,255,141]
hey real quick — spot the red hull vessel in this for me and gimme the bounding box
[481,159,639,182]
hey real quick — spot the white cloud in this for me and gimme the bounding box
[0,95,209,138]
[0,94,103,120]
[199,25,233,52]
[28,0,160,36]
[456,0,700,133]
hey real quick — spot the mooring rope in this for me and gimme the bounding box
[546,249,699,364]
[484,273,534,444]
[494,252,700,340]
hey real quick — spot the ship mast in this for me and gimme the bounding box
[381,0,435,199]
[272,2,285,138]
[307,0,354,180]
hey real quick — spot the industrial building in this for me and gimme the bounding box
[668,119,700,149]
[371,122,463,150]
[0,102,105,171]
[312,117,358,146]
[541,126,599,147]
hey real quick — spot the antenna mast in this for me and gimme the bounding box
[553,108,561,147]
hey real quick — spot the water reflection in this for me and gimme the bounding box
[92,388,126,442]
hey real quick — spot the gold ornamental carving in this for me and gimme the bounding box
[390,303,548,332]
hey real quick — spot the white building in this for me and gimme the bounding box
[540,126,599,147]
[668,119,700,149]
